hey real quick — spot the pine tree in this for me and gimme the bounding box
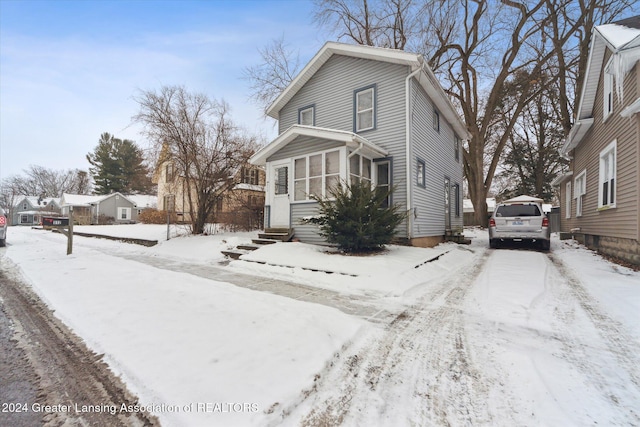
[86,133,154,195]
[305,181,405,253]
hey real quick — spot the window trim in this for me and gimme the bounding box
[292,148,344,202]
[598,140,616,210]
[565,181,571,219]
[574,169,586,217]
[298,104,315,126]
[353,84,376,133]
[416,158,426,188]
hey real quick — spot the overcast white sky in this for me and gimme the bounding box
[0,0,322,180]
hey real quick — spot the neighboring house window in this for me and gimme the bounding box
[166,163,175,182]
[22,202,28,210]
[433,109,440,132]
[298,105,315,126]
[242,167,259,185]
[21,215,29,224]
[454,137,460,162]
[565,181,571,219]
[417,159,426,188]
[118,207,131,220]
[163,195,175,212]
[574,170,586,217]
[354,85,375,132]
[294,150,341,201]
[454,183,461,217]
[349,154,372,186]
[275,166,288,195]
[603,60,613,121]
[375,160,391,208]
[599,140,616,208]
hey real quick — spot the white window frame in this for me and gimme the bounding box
[293,148,344,202]
[565,181,571,219]
[598,140,616,209]
[355,86,375,133]
[118,207,131,220]
[603,59,614,121]
[298,105,315,126]
[574,170,586,217]
[349,153,372,186]
[416,159,426,188]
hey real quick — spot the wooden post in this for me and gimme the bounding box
[67,207,73,255]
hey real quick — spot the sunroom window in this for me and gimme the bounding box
[349,154,371,185]
[294,150,341,201]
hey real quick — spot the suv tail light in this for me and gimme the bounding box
[489,218,496,227]
[542,217,549,227]
[0,216,5,226]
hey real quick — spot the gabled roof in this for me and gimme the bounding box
[266,41,469,140]
[61,192,135,207]
[249,125,388,166]
[126,194,157,209]
[562,15,640,155]
[14,196,61,208]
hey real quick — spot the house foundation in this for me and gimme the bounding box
[572,233,640,267]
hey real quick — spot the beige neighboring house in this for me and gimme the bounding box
[554,16,640,266]
[155,160,266,229]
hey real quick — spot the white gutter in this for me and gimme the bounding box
[405,65,422,240]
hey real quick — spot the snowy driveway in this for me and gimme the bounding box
[2,226,639,426]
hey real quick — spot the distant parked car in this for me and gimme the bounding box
[0,207,7,247]
[489,200,550,251]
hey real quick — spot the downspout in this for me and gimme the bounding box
[405,64,422,241]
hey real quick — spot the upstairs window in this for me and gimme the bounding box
[599,141,616,209]
[299,105,315,126]
[165,163,175,182]
[433,109,440,132]
[454,137,460,162]
[241,167,259,185]
[354,85,375,132]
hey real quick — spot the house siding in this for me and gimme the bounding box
[565,55,639,241]
[291,202,326,245]
[278,54,409,238]
[410,79,464,237]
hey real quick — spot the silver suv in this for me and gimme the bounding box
[489,201,550,251]
[0,207,7,247]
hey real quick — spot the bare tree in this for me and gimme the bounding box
[1,166,92,199]
[133,85,259,235]
[243,36,303,114]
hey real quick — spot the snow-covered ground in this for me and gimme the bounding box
[1,224,638,426]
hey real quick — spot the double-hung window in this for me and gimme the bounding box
[454,137,460,162]
[599,141,616,208]
[574,170,586,217]
[375,160,391,208]
[355,85,375,132]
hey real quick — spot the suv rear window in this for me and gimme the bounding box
[495,204,541,217]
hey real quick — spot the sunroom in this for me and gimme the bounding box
[250,125,389,238]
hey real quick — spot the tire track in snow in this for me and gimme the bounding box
[546,253,640,423]
[277,249,493,427]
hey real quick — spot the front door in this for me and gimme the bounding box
[444,178,451,231]
[270,160,290,227]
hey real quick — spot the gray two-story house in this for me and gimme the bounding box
[250,42,469,247]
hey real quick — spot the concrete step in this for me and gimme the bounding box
[236,244,260,251]
[252,238,279,245]
[221,250,246,260]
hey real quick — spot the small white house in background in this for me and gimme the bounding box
[60,193,154,225]
[250,41,469,247]
[12,196,61,226]
[126,194,158,218]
